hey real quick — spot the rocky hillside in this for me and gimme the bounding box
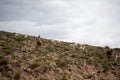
[0,31,120,80]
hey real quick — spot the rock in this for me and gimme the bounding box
[63,69,71,75]
[34,67,48,73]
[105,72,117,80]
[0,66,4,72]
[55,68,63,74]
[0,73,3,80]
[50,62,57,68]
[26,68,32,74]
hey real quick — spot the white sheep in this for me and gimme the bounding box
[24,34,28,38]
[69,44,76,49]
[79,45,86,51]
[15,33,19,36]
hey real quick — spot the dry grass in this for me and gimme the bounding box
[0,31,120,80]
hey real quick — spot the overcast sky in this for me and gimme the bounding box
[0,0,120,48]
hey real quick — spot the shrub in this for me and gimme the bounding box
[46,46,54,52]
[61,76,67,80]
[29,62,40,69]
[100,78,105,80]
[55,60,67,68]
[0,56,8,66]
[2,47,12,54]
[59,53,66,59]
[114,48,120,52]
[40,78,49,80]
[63,47,69,51]
[79,55,89,60]
[14,70,21,80]
[15,60,21,67]
[102,63,109,72]
[14,35,25,42]
[38,48,48,55]
[70,54,79,58]
[21,54,27,60]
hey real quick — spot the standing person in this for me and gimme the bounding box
[36,35,42,47]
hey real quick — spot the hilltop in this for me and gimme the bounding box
[0,31,120,80]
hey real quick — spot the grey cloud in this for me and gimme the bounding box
[0,0,69,25]
[0,0,44,21]
[0,0,120,48]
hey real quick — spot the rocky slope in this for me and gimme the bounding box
[0,31,120,80]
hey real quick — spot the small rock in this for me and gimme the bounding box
[64,69,71,75]
[55,68,63,74]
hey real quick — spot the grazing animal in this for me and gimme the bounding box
[112,49,120,63]
[51,39,56,44]
[36,35,42,47]
[80,45,86,51]
[106,49,113,58]
[24,34,28,38]
[115,55,118,62]
[70,44,75,49]
[15,33,19,37]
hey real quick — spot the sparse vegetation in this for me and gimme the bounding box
[0,31,120,80]
[55,60,67,68]
[100,78,105,80]
[0,56,8,66]
[61,76,67,80]
[14,70,21,80]
[40,78,49,80]
[29,62,40,69]
[14,35,26,42]
[2,47,12,54]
